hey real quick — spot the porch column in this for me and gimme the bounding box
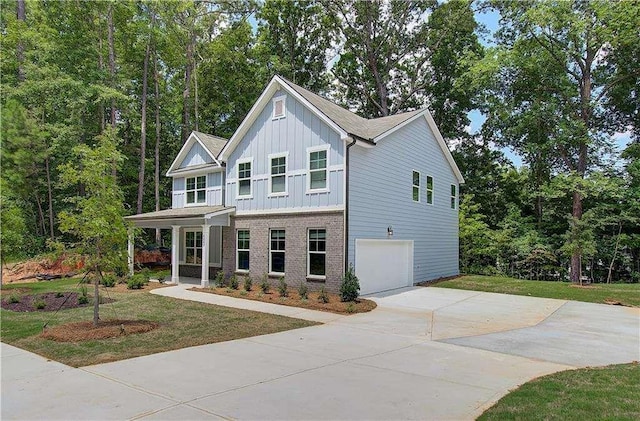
[127,229,134,277]
[201,224,211,288]
[171,225,180,284]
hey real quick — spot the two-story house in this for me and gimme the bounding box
[126,75,464,295]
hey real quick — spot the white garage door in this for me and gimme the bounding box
[355,239,414,295]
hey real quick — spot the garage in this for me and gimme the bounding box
[355,239,414,295]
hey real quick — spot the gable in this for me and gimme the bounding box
[179,142,213,168]
[166,132,222,176]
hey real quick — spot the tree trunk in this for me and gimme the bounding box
[607,222,623,284]
[16,0,26,82]
[194,50,199,132]
[137,28,152,214]
[45,156,55,241]
[98,21,105,132]
[570,191,583,284]
[94,269,101,327]
[34,193,46,236]
[108,3,116,128]
[153,47,161,244]
[181,32,194,142]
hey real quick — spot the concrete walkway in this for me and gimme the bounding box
[2,286,639,420]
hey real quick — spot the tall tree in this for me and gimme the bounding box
[136,8,154,214]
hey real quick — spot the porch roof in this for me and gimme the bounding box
[125,206,235,228]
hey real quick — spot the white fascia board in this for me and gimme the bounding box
[166,132,220,177]
[192,132,222,167]
[219,76,349,161]
[204,207,236,219]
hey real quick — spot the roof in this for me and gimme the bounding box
[192,131,228,158]
[125,206,231,221]
[166,131,228,177]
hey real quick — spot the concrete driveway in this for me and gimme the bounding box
[2,286,639,420]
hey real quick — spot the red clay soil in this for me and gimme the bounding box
[135,249,170,265]
[42,319,159,342]
[1,292,114,312]
[2,255,84,284]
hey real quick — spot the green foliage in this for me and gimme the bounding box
[101,274,116,288]
[260,274,270,293]
[7,294,21,304]
[127,277,146,290]
[213,271,225,288]
[33,298,46,310]
[277,277,288,297]
[55,292,65,298]
[243,275,252,292]
[297,282,308,300]
[77,286,89,305]
[229,275,239,290]
[317,286,329,304]
[339,265,360,302]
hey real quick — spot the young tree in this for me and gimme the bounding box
[57,128,129,327]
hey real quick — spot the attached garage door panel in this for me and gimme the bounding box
[355,240,413,295]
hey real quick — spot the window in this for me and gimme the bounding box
[269,153,287,195]
[426,176,434,205]
[237,159,252,197]
[237,230,250,271]
[269,229,285,274]
[308,229,326,277]
[272,96,285,119]
[308,147,328,191]
[412,171,420,202]
[185,231,202,264]
[451,184,457,209]
[186,175,206,205]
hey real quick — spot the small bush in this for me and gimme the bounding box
[7,294,21,304]
[33,298,46,309]
[229,275,239,290]
[240,290,247,296]
[346,303,356,313]
[260,274,270,293]
[140,267,151,281]
[340,264,360,302]
[55,292,65,298]
[318,286,329,303]
[278,277,288,297]
[243,275,253,291]
[214,271,225,287]
[127,277,145,290]
[101,274,116,287]
[297,282,309,299]
[78,286,89,304]
[225,287,234,294]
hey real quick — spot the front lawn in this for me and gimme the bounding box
[1,278,317,367]
[479,363,640,420]
[431,275,640,307]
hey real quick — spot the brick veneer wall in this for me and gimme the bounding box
[222,211,344,292]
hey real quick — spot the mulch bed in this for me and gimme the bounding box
[42,319,159,342]
[0,292,113,312]
[190,287,377,314]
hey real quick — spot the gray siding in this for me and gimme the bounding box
[172,172,225,208]
[348,116,459,283]
[226,92,345,212]
[179,142,213,168]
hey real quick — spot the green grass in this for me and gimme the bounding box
[1,278,317,367]
[433,275,640,307]
[479,363,640,420]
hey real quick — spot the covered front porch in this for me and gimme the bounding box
[125,206,234,287]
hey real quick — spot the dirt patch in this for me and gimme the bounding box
[42,319,159,342]
[2,255,83,284]
[191,287,377,314]
[416,275,462,287]
[1,292,114,312]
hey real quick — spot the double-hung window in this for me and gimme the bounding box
[308,147,328,191]
[426,176,434,205]
[451,184,457,209]
[269,153,287,195]
[308,229,326,277]
[237,159,252,198]
[186,175,206,205]
[185,231,203,264]
[412,171,420,202]
[269,229,285,274]
[237,230,250,271]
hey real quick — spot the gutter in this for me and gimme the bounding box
[344,135,359,272]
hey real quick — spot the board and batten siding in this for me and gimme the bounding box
[179,142,214,168]
[348,116,459,283]
[226,91,345,212]
[172,171,225,208]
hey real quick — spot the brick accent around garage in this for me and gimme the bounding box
[222,211,344,292]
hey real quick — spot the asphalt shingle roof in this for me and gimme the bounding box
[192,131,228,158]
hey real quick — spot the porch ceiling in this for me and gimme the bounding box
[125,206,234,228]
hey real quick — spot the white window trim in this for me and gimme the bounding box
[269,228,286,275]
[426,175,434,205]
[185,174,207,207]
[272,95,287,120]
[451,184,457,210]
[307,228,327,280]
[412,170,420,203]
[306,145,330,194]
[236,157,253,200]
[183,230,203,266]
[268,152,289,197]
[236,229,250,272]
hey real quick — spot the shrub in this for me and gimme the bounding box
[278,277,288,297]
[127,277,145,290]
[140,267,151,281]
[346,303,356,314]
[7,294,21,304]
[340,264,360,302]
[260,274,270,293]
[214,271,225,287]
[318,286,329,303]
[78,286,89,304]
[297,282,309,299]
[101,274,116,287]
[243,275,253,292]
[33,298,46,310]
[240,290,247,296]
[229,275,239,290]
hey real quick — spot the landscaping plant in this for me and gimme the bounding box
[213,270,225,288]
[101,274,116,287]
[297,282,309,300]
[318,286,329,303]
[340,264,360,302]
[229,274,239,290]
[243,275,252,292]
[278,277,288,297]
[260,274,270,293]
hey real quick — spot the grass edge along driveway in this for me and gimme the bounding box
[1,278,318,367]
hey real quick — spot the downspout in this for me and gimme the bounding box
[344,137,357,273]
